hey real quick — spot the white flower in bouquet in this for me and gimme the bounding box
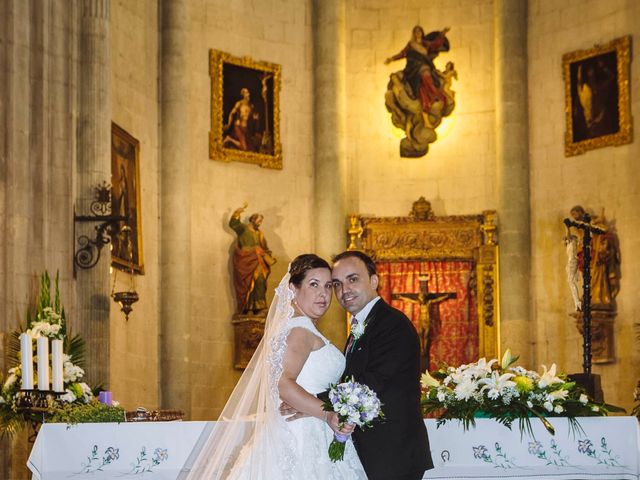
[579,393,588,404]
[350,318,366,340]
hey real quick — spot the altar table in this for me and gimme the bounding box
[28,417,640,479]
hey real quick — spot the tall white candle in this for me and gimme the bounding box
[51,339,64,392]
[36,337,50,391]
[20,333,34,390]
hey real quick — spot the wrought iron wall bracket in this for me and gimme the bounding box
[74,213,128,270]
[74,183,128,270]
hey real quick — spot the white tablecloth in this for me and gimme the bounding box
[28,421,213,479]
[424,416,640,479]
[28,417,640,479]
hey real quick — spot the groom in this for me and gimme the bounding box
[331,250,433,480]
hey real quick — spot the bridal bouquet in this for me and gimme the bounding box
[322,377,384,462]
[421,349,624,436]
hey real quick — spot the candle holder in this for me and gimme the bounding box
[16,389,63,442]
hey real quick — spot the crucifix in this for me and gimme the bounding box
[563,212,606,401]
[392,274,456,371]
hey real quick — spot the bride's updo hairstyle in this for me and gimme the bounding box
[289,254,331,287]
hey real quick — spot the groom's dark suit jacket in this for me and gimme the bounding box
[343,299,433,480]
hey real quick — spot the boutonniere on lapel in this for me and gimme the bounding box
[351,318,366,340]
[348,316,367,353]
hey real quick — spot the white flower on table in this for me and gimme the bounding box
[29,321,62,338]
[501,349,519,369]
[479,371,516,400]
[579,393,589,404]
[60,390,76,403]
[421,371,440,388]
[454,379,479,401]
[546,389,569,402]
[537,364,563,388]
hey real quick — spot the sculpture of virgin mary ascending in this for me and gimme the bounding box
[384,26,457,158]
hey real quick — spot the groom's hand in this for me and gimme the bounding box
[279,401,309,421]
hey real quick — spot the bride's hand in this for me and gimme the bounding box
[326,412,355,436]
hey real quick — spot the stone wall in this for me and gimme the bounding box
[109,0,161,412]
[183,0,315,420]
[528,0,640,411]
[345,0,497,217]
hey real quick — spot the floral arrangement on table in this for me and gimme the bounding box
[421,349,625,436]
[322,377,384,462]
[0,272,123,437]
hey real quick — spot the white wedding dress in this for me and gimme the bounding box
[186,272,366,480]
[226,316,366,479]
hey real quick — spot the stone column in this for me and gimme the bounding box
[160,0,192,415]
[494,0,531,360]
[76,0,112,388]
[312,0,348,345]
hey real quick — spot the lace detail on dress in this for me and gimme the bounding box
[265,280,297,478]
[267,280,295,404]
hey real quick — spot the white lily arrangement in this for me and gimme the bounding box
[420,349,624,436]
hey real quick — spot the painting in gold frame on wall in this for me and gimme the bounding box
[111,122,144,274]
[563,35,632,156]
[209,49,282,169]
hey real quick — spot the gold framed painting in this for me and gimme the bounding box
[111,122,144,274]
[209,49,282,169]
[563,35,632,156]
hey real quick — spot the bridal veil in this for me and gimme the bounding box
[186,270,298,479]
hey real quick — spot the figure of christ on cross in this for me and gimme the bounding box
[392,274,456,372]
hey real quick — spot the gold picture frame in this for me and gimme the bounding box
[111,122,144,274]
[563,35,632,156]
[209,49,282,169]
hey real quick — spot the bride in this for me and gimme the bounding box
[186,254,367,479]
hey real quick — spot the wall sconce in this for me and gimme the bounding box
[111,226,139,320]
[74,183,128,270]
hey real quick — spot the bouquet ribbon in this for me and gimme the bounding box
[328,433,350,462]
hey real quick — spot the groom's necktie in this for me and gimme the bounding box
[345,315,358,354]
